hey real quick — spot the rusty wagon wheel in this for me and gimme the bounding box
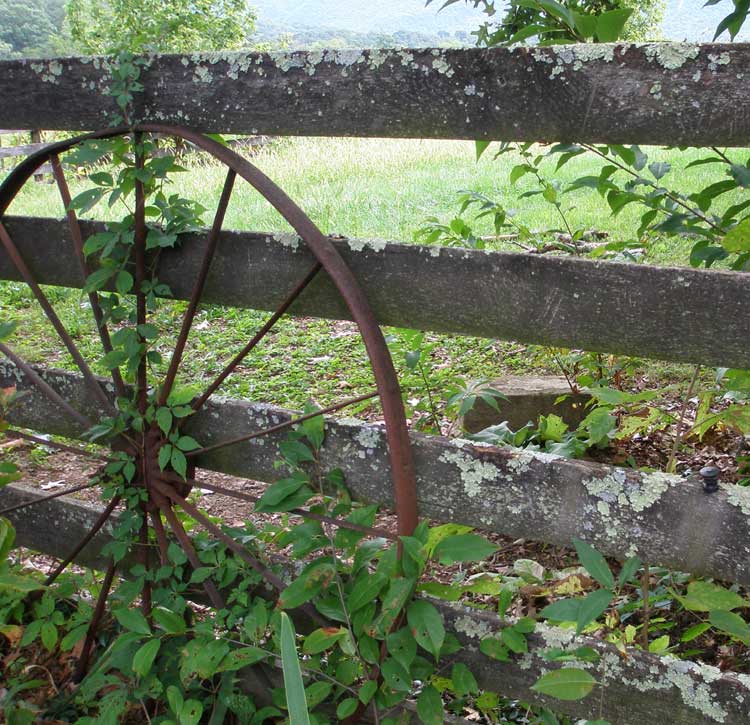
[0,124,418,680]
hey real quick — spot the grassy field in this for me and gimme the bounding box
[0,137,741,417]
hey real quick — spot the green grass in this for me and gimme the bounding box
[1,137,742,415]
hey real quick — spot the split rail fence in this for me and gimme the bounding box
[1,44,750,724]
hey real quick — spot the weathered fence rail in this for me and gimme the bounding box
[2,43,750,723]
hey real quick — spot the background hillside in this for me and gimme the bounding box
[252,0,750,45]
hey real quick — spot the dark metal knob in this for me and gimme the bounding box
[699,466,720,493]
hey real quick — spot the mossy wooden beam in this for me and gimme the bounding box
[3,362,750,587]
[4,215,750,369]
[3,484,749,725]
[0,44,749,145]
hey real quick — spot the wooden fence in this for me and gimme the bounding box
[1,44,750,724]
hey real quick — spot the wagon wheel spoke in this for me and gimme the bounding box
[187,389,378,458]
[133,133,149,416]
[191,261,322,413]
[154,495,226,610]
[73,557,117,682]
[158,168,237,405]
[195,479,397,540]
[44,495,121,586]
[0,221,115,416]
[149,509,171,567]
[0,480,102,517]
[50,154,126,399]
[5,429,109,461]
[0,342,92,430]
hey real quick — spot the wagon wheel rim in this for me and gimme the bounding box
[0,124,418,679]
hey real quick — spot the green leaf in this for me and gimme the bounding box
[302,627,347,655]
[171,448,187,478]
[158,444,172,471]
[0,574,45,593]
[336,698,359,719]
[618,556,642,587]
[594,7,633,40]
[722,219,750,253]
[480,637,510,661]
[416,685,443,724]
[113,607,151,636]
[475,140,491,161]
[433,534,499,564]
[677,581,747,612]
[359,679,378,705]
[407,600,445,659]
[216,647,266,672]
[348,572,388,612]
[256,475,307,512]
[156,407,173,435]
[115,270,133,295]
[132,638,161,678]
[386,627,417,670]
[531,668,597,701]
[424,523,473,558]
[69,187,106,214]
[152,607,186,634]
[0,518,16,561]
[540,598,581,624]
[176,436,201,452]
[709,610,750,644]
[576,589,613,634]
[681,622,712,642]
[451,662,479,696]
[502,626,528,654]
[41,621,57,651]
[573,539,614,590]
[381,657,411,692]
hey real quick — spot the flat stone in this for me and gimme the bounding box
[461,375,591,433]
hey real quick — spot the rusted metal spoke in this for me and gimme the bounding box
[0,480,102,517]
[73,557,116,683]
[0,222,115,415]
[44,495,120,586]
[195,480,397,540]
[133,134,148,416]
[191,262,322,413]
[155,496,226,610]
[137,505,152,619]
[150,510,170,567]
[188,390,377,458]
[50,154,126,399]
[152,479,287,591]
[159,168,236,406]
[5,429,109,461]
[0,342,92,429]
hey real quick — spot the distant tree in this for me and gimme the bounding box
[65,0,256,54]
[0,0,56,57]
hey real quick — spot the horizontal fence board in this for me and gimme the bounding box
[0,45,749,145]
[3,484,749,725]
[2,362,750,586]
[0,141,48,159]
[3,216,750,369]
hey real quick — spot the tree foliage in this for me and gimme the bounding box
[65,0,256,54]
[0,0,69,58]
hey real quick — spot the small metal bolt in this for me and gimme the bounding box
[700,465,720,493]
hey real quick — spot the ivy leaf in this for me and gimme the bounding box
[531,668,597,701]
[573,539,615,590]
[132,638,161,678]
[407,600,445,659]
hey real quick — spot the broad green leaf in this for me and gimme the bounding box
[451,662,479,696]
[302,627,347,655]
[722,219,750,253]
[424,523,473,558]
[152,607,186,634]
[475,140,491,161]
[280,613,310,725]
[216,647,266,672]
[618,556,642,587]
[576,589,613,634]
[573,539,614,590]
[336,698,359,719]
[359,679,378,705]
[407,600,445,659]
[531,668,596,701]
[381,657,411,692]
[432,534,499,564]
[170,449,187,478]
[40,621,57,651]
[681,622,712,642]
[132,638,161,677]
[386,627,417,670]
[539,598,581,623]
[480,637,510,661]
[416,685,443,724]
[114,607,151,636]
[0,518,16,561]
[709,610,750,644]
[502,626,528,654]
[155,407,173,435]
[677,581,747,612]
[347,572,388,612]
[0,573,44,593]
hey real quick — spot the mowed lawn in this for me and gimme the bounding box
[0,137,742,413]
